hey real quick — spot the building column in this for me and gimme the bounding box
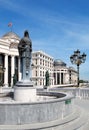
[18,57,21,81]
[60,72,61,84]
[56,72,57,85]
[11,55,15,86]
[4,54,8,87]
[63,73,64,84]
[62,73,64,84]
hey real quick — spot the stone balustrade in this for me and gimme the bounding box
[50,87,89,99]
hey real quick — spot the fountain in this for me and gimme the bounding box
[0,31,74,130]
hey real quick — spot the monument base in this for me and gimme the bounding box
[15,80,34,87]
[14,80,36,102]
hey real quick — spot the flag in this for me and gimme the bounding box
[8,22,12,27]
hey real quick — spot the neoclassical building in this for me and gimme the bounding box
[54,60,77,85]
[32,52,77,86]
[32,51,54,86]
[54,59,68,85]
[0,32,20,87]
[0,31,77,87]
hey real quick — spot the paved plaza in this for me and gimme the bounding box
[75,98,89,112]
[0,87,89,130]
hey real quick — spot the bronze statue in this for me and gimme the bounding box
[18,30,32,80]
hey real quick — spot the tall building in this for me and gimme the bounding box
[0,31,77,87]
[32,51,54,86]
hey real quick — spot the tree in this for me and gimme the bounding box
[45,71,49,87]
[13,74,17,86]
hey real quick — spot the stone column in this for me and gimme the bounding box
[11,55,15,86]
[60,72,61,84]
[18,57,22,81]
[62,73,64,84]
[4,54,8,87]
[55,72,57,85]
[38,58,40,76]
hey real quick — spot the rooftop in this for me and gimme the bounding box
[54,59,66,66]
[1,31,20,41]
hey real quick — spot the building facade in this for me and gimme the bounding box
[32,51,54,86]
[54,59,68,85]
[53,59,77,85]
[68,67,77,85]
[0,32,21,87]
[0,31,77,87]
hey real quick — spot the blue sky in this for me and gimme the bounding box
[0,0,89,80]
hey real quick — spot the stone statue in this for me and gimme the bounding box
[18,30,32,80]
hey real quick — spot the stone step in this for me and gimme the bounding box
[54,107,88,130]
[0,106,82,130]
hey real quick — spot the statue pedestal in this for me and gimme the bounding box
[14,80,36,102]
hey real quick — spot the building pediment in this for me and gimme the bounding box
[0,31,20,49]
[9,42,18,49]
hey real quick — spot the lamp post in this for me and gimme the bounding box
[70,49,86,86]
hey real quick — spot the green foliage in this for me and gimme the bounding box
[0,80,3,87]
[79,80,84,83]
[45,71,49,87]
[79,80,88,83]
[13,74,17,85]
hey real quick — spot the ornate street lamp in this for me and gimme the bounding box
[70,49,86,86]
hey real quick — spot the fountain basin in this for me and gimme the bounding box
[0,90,74,125]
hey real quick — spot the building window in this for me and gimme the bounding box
[45,61,47,66]
[35,79,37,85]
[36,59,37,65]
[36,71,37,76]
[43,71,44,77]
[40,71,42,76]
[40,80,42,85]
[43,79,44,85]
[40,59,42,65]
[43,60,44,66]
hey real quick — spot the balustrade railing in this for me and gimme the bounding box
[1,86,89,99]
[50,87,89,99]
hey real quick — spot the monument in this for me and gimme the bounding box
[14,30,36,102]
[18,30,32,82]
